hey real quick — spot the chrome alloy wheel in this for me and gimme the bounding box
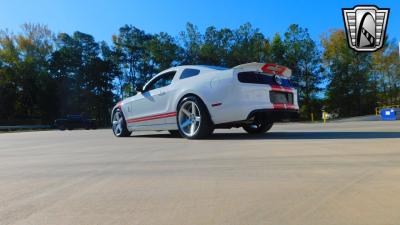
[178,101,201,137]
[112,111,124,136]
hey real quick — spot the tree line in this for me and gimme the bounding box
[0,23,399,126]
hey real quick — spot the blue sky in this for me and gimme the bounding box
[0,0,399,45]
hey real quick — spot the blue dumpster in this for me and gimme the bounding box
[380,108,400,121]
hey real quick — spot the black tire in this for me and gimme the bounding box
[58,124,66,131]
[177,96,214,139]
[168,130,181,137]
[112,109,131,137]
[242,122,273,134]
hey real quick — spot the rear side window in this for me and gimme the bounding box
[180,68,200,79]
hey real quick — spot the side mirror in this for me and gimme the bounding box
[135,85,143,93]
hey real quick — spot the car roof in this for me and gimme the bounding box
[142,65,228,89]
[158,65,228,74]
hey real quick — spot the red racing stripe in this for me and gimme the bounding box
[273,103,297,110]
[127,112,176,123]
[270,85,294,92]
[261,64,289,77]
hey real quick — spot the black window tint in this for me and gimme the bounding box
[180,68,200,79]
[162,72,175,86]
[149,78,163,90]
[237,72,292,88]
[146,71,176,91]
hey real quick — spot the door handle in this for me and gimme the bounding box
[158,92,166,96]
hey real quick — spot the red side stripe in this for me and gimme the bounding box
[127,112,176,123]
[273,103,286,109]
[273,103,297,110]
[270,85,293,92]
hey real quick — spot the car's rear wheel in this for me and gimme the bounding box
[242,121,273,134]
[112,109,131,137]
[177,96,213,139]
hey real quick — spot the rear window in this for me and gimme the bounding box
[180,68,200,79]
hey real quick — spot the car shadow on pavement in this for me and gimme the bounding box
[132,131,400,140]
[209,131,400,140]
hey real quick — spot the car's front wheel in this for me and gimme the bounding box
[58,124,65,131]
[242,121,273,134]
[177,96,213,139]
[112,109,131,137]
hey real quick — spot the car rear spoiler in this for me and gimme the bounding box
[233,62,292,78]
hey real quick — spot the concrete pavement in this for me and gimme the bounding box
[0,121,400,225]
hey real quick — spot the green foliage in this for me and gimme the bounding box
[180,23,202,65]
[227,23,266,66]
[199,26,233,66]
[372,39,400,105]
[50,31,117,125]
[282,24,324,118]
[269,33,285,64]
[0,24,56,124]
[0,30,18,121]
[148,32,181,71]
[321,30,378,117]
[1,22,399,125]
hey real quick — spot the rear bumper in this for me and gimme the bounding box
[214,108,299,128]
[208,77,299,124]
[247,109,299,122]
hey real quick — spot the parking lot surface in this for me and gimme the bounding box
[1,121,400,225]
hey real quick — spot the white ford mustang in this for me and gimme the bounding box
[111,62,299,139]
